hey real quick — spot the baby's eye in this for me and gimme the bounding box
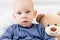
[47,25,50,26]
[17,12,21,14]
[55,24,57,26]
[26,11,30,13]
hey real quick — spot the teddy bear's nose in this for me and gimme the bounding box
[50,27,57,32]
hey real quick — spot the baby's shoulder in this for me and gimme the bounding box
[33,23,43,27]
[32,23,44,30]
[7,24,18,30]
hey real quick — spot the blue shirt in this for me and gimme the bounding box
[0,23,55,40]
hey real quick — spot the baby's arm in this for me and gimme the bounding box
[37,24,45,40]
[38,24,55,40]
[0,25,14,40]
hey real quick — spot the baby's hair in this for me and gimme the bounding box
[14,0,33,6]
[13,0,34,9]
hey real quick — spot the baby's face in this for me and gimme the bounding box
[13,0,37,27]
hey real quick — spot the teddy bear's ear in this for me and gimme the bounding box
[36,14,45,23]
[57,11,60,16]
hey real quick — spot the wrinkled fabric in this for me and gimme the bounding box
[0,23,55,40]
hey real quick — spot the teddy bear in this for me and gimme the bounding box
[36,12,60,40]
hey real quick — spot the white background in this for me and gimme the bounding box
[0,0,60,36]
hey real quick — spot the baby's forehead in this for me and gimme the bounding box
[16,0,31,1]
[13,0,34,11]
[14,0,33,5]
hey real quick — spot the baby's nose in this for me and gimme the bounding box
[21,14,27,18]
[50,27,57,32]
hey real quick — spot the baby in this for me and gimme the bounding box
[0,0,55,40]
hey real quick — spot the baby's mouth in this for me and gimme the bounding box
[22,21,28,23]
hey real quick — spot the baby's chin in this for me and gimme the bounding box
[21,24,31,27]
[19,23,32,27]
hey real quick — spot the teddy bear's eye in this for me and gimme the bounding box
[55,24,57,26]
[47,25,50,26]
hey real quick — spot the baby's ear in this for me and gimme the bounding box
[36,14,45,23]
[57,11,60,16]
[12,13,16,19]
[33,10,37,18]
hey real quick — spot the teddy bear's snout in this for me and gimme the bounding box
[50,27,57,32]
